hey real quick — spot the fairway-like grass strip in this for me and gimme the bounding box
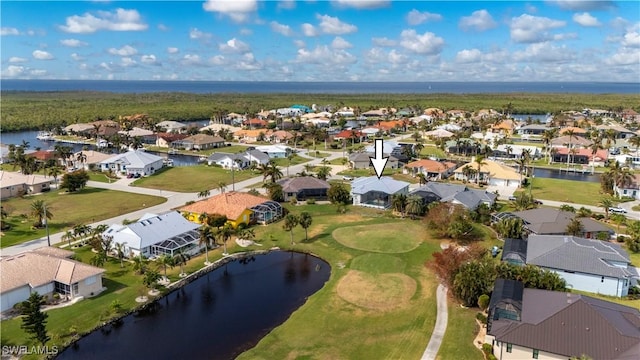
[350,253,406,274]
[336,270,417,311]
[332,223,423,253]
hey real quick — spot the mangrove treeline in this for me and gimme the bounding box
[2,91,639,132]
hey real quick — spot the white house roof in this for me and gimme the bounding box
[351,176,410,195]
[100,150,163,168]
[103,211,200,251]
[364,141,399,154]
[495,144,540,156]
[157,120,186,130]
[255,145,290,154]
[118,127,154,137]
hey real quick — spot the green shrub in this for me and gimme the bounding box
[306,198,316,205]
[477,294,490,311]
[476,312,487,323]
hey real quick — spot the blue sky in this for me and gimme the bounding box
[1,0,639,81]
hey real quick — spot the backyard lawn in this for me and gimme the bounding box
[0,188,166,248]
[131,165,259,192]
[526,177,603,206]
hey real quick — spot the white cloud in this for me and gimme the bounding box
[2,65,25,77]
[317,14,357,35]
[573,12,601,27]
[513,42,575,62]
[547,1,616,11]
[293,39,306,48]
[167,47,179,54]
[301,23,318,37]
[190,28,212,40]
[606,47,640,66]
[202,0,257,23]
[622,31,640,48]
[459,10,498,32]
[181,54,202,66]
[510,14,566,43]
[120,57,137,67]
[331,36,352,49]
[108,45,137,56]
[59,8,147,33]
[157,24,169,31]
[1,27,19,36]
[455,49,483,63]
[235,53,262,71]
[70,53,84,61]
[209,55,226,66]
[9,57,27,63]
[295,45,357,65]
[399,29,445,55]
[270,21,293,36]
[219,38,250,53]
[141,54,158,65]
[239,28,252,36]
[277,0,296,10]
[332,0,389,9]
[99,62,112,71]
[60,38,89,47]
[32,50,54,60]
[372,37,397,47]
[406,9,442,26]
[388,50,407,65]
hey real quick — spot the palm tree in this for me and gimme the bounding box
[197,189,210,198]
[174,249,190,276]
[473,155,487,185]
[629,135,640,153]
[563,129,576,170]
[283,214,299,245]
[217,223,235,255]
[542,128,557,163]
[604,129,616,150]
[238,228,255,242]
[61,230,75,247]
[316,166,331,181]
[113,242,126,268]
[461,165,474,184]
[132,255,149,274]
[598,196,614,220]
[47,165,63,185]
[298,212,313,241]
[406,195,425,218]
[156,254,175,278]
[566,218,584,237]
[199,226,215,264]
[391,193,408,217]
[258,161,283,183]
[30,200,52,228]
[217,181,227,193]
[416,172,427,186]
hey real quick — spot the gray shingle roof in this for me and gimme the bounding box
[512,208,611,235]
[277,176,330,193]
[527,235,635,279]
[100,150,163,168]
[489,286,640,360]
[411,182,497,209]
[351,176,409,195]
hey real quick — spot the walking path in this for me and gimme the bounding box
[421,242,450,360]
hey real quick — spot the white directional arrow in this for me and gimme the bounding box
[370,138,388,179]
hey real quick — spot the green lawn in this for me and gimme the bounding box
[0,188,166,248]
[337,167,398,178]
[145,144,251,156]
[271,154,310,167]
[526,177,603,206]
[333,223,424,253]
[419,146,447,159]
[87,172,113,183]
[328,157,349,165]
[130,165,259,192]
[438,306,484,360]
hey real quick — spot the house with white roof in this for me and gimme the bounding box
[493,144,541,159]
[0,171,54,199]
[350,176,410,209]
[102,211,202,258]
[255,145,292,158]
[99,150,164,176]
[207,150,269,169]
[156,120,187,133]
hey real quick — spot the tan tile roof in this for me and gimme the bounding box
[405,159,456,173]
[1,250,105,293]
[559,126,587,134]
[233,129,271,138]
[31,247,74,258]
[0,171,53,187]
[179,192,270,219]
[183,134,225,145]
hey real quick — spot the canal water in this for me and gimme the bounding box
[56,251,330,360]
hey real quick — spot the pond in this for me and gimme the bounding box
[56,251,330,360]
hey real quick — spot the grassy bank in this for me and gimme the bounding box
[2,91,639,131]
[130,165,259,192]
[0,188,166,248]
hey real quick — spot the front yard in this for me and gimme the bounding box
[131,165,259,192]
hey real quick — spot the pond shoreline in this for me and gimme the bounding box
[52,248,326,359]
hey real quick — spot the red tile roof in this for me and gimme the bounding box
[179,192,271,219]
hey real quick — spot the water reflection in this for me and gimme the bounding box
[56,251,330,360]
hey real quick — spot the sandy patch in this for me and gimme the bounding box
[336,270,417,311]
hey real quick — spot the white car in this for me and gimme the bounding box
[608,207,627,214]
[342,176,354,181]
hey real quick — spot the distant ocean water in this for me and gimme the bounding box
[1,80,639,94]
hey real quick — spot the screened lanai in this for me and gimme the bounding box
[149,229,200,257]
[250,201,283,224]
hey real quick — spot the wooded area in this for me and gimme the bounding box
[2,90,639,132]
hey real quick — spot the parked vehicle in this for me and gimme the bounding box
[609,207,627,214]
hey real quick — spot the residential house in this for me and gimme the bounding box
[157,120,187,133]
[1,247,105,312]
[437,123,462,132]
[0,171,54,199]
[404,159,457,180]
[614,173,640,199]
[423,128,454,139]
[596,124,637,139]
[102,211,201,258]
[453,159,522,187]
[26,150,57,164]
[364,140,404,157]
[64,123,95,136]
[490,120,516,135]
[516,124,550,140]
[118,127,154,138]
[333,130,366,144]
[206,150,269,169]
[410,182,497,210]
[486,279,640,360]
[179,191,283,228]
[276,108,304,117]
[268,130,294,144]
[173,134,226,151]
[155,133,188,148]
[233,129,270,143]
[99,150,164,176]
[558,126,588,137]
[243,118,269,128]
[492,208,612,239]
[348,152,401,170]
[550,135,593,149]
[70,150,113,171]
[375,120,406,133]
[277,176,331,201]
[350,176,410,209]
[551,147,608,166]
[255,145,291,159]
[502,235,638,297]
[493,145,541,159]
